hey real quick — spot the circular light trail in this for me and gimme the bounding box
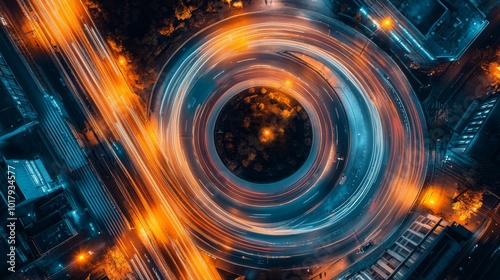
[151,9,427,269]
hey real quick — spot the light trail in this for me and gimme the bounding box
[19,0,427,275]
[151,9,427,269]
[20,0,220,278]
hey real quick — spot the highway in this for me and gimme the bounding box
[0,19,128,240]
[0,7,163,280]
[151,9,427,269]
[10,0,427,277]
[14,0,221,278]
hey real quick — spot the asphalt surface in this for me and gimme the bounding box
[0,2,168,279]
[0,24,127,239]
[447,206,500,280]
[4,0,428,277]
[16,0,222,278]
[151,8,427,269]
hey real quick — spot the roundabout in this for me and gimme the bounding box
[150,8,427,269]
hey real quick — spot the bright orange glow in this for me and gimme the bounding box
[118,55,127,65]
[23,0,428,276]
[260,127,276,143]
[77,253,86,261]
[285,80,291,85]
[487,62,500,85]
[382,18,393,28]
[24,0,222,278]
[232,1,243,8]
[422,187,444,210]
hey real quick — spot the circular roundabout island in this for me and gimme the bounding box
[214,86,313,183]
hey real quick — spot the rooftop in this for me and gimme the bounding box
[1,158,55,207]
[389,0,447,36]
[359,0,488,63]
[32,218,76,254]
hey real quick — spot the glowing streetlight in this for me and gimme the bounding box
[360,17,393,55]
[118,55,126,65]
[77,253,86,262]
[382,18,393,29]
[260,128,275,143]
[76,251,93,262]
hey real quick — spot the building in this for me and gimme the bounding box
[355,0,488,65]
[447,92,500,166]
[0,52,37,143]
[0,188,83,275]
[350,214,471,280]
[31,217,77,255]
[0,157,59,208]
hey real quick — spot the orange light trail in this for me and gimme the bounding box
[20,0,221,278]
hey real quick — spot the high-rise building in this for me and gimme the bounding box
[447,93,500,165]
[351,214,471,280]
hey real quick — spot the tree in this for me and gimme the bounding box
[452,189,483,220]
[158,20,175,37]
[471,46,498,73]
[103,247,131,279]
[175,2,197,21]
[471,45,500,87]
[207,1,218,13]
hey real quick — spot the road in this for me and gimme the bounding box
[0,6,165,280]
[12,0,221,278]
[0,15,128,242]
[151,9,427,270]
[7,0,427,278]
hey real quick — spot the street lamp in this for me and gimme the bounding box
[77,253,86,262]
[76,251,93,263]
[360,17,393,55]
[382,18,393,29]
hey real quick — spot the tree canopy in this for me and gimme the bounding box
[452,189,483,220]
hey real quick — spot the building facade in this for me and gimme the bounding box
[350,214,471,280]
[447,93,500,166]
